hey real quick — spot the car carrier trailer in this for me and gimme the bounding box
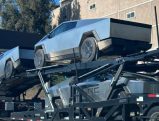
[0,47,159,121]
[2,44,158,121]
[0,6,159,121]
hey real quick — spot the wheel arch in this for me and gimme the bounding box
[80,31,100,46]
[35,45,43,51]
[144,103,159,116]
[35,45,47,54]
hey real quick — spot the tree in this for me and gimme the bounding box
[58,0,80,25]
[1,1,20,30]
[1,0,56,35]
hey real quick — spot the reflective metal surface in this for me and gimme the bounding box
[35,18,152,62]
[0,47,20,80]
[49,72,159,108]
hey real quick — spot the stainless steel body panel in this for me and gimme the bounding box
[35,18,152,62]
[49,73,159,108]
[0,47,20,79]
[110,22,151,42]
[0,47,35,80]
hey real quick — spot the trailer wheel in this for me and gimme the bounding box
[80,37,98,63]
[55,99,64,109]
[34,49,46,68]
[118,91,127,98]
[146,106,159,121]
[5,60,14,79]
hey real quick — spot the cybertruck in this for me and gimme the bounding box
[49,72,159,108]
[34,18,152,68]
[0,47,20,80]
[0,46,34,81]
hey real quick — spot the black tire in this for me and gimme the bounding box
[55,99,64,109]
[80,37,97,63]
[34,49,46,68]
[146,106,159,121]
[5,60,14,79]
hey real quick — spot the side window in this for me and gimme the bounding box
[95,74,113,82]
[49,22,77,38]
[48,24,65,38]
[65,22,77,31]
[54,23,66,36]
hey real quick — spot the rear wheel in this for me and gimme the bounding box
[80,37,97,63]
[34,49,46,68]
[5,60,14,79]
[146,106,159,121]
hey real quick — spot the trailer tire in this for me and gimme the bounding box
[146,106,159,121]
[80,37,98,63]
[55,99,64,109]
[5,60,14,79]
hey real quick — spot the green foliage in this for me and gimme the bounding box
[50,75,65,85]
[1,0,56,35]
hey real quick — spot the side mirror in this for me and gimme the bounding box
[48,33,52,39]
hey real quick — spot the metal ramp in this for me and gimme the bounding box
[37,71,55,112]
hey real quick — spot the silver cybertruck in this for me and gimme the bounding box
[0,46,34,81]
[34,18,152,68]
[49,72,159,108]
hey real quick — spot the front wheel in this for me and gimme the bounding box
[5,60,14,79]
[80,37,98,63]
[34,49,46,68]
[146,106,159,121]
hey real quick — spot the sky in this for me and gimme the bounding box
[7,0,60,6]
[52,0,60,5]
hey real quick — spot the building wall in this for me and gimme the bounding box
[51,7,60,27]
[52,0,159,48]
[79,0,118,19]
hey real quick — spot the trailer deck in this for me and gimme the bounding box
[0,47,158,97]
[9,48,157,121]
[0,47,158,121]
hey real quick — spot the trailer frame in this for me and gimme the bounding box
[9,48,159,121]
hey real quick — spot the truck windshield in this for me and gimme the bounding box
[85,74,113,82]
